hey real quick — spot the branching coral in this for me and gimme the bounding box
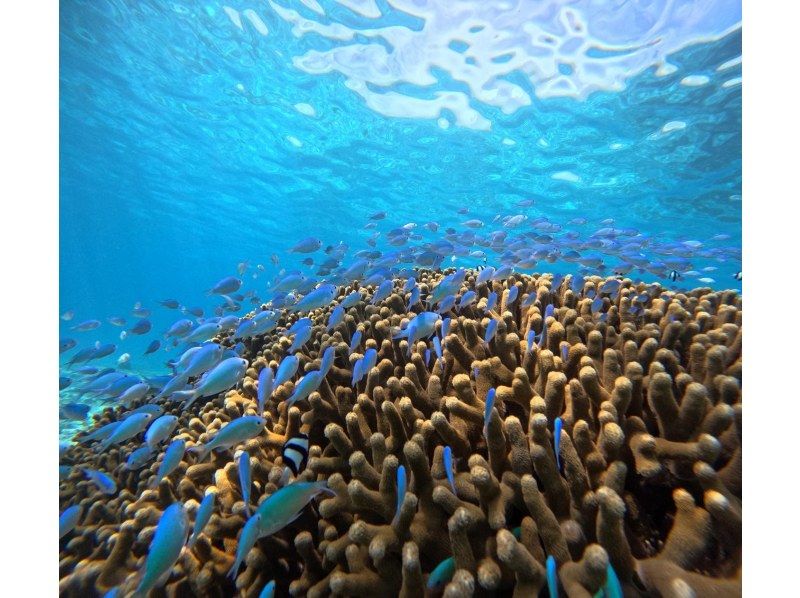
[59,270,742,597]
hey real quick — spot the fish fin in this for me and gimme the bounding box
[188,444,209,462]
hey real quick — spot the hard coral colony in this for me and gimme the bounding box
[59,269,742,597]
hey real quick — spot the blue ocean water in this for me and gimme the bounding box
[60,0,741,435]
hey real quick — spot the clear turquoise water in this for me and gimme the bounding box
[59,0,741,427]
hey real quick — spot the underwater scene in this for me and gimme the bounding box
[59,1,742,596]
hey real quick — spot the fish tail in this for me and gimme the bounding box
[188,444,209,462]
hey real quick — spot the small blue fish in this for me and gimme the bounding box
[590,297,603,314]
[427,556,456,591]
[437,294,457,314]
[459,290,477,310]
[136,502,189,595]
[371,279,394,305]
[394,465,407,524]
[275,355,299,387]
[340,290,361,309]
[294,284,337,312]
[483,318,498,346]
[71,319,101,332]
[259,580,276,598]
[545,304,555,319]
[349,329,363,354]
[286,370,324,407]
[319,346,336,378]
[601,562,623,598]
[485,291,498,312]
[150,439,186,488]
[408,285,421,308]
[288,325,312,353]
[188,491,216,547]
[209,275,242,295]
[432,336,443,366]
[61,403,90,421]
[546,555,558,598]
[538,320,548,350]
[60,338,77,354]
[257,367,274,413]
[443,446,456,494]
[526,330,536,356]
[238,451,252,516]
[127,319,152,336]
[327,305,344,331]
[188,416,266,461]
[289,237,322,253]
[59,505,82,539]
[403,277,416,293]
[84,468,117,495]
[506,285,519,305]
[440,317,451,340]
[521,291,538,307]
[256,480,335,537]
[554,417,563,472]
[144,340,161,355]
[126,445,154,470]
[483,388,496,438]
[561,343,569,363]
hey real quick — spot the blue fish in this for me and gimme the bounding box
[59,505,82,539]
[327,305,344,331]
[432,335,443,366]
[126,445,154,471]
[437,294,457,314]
[483,388,496,438]
[545,304,555,319]
[209,276,242,295]
[546,555,558,598]
[61,403,90,421]
[288,325,312,353]
[427,556,456,591]
[554,417,563,472]
[371,279,394,305]
[127,319,152,336]
[394,465,407,524]
[443,446,456,494]
[290,237,322,253]
[255,480,335,537]
[275,355,299,387]
[319,346,336,377]
[150,439,186,488]
[188,491,216,547]
[144,340,161,355]
[259,580,276,598]
[526,330,536,356]
[521,291,538,308]
[440,317,451,340]
[601,562,623,598]
[257,367,274,414]
[484,319,498,345]
[561,343,569,363]
[340,290,362,308]
[349,329,363,354]
[403,277,416,293]
[408,286,421,308]
[538,320,548,350]
[506,285,519,305]
[60,338,77,353]
[459,290,477,310]
[71,319,101,332]
[238,451,252,516]
[136,502,189,595]
[84,468,117,495]
[485,291,498,312]
[294,284,337,312]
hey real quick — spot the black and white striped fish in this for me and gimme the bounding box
[733,271,742,281]
[282,433,309,476]
[668,270,681,281]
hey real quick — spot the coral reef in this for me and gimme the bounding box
[59,269,742,597]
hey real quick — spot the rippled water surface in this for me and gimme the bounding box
[60,0,741,433]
